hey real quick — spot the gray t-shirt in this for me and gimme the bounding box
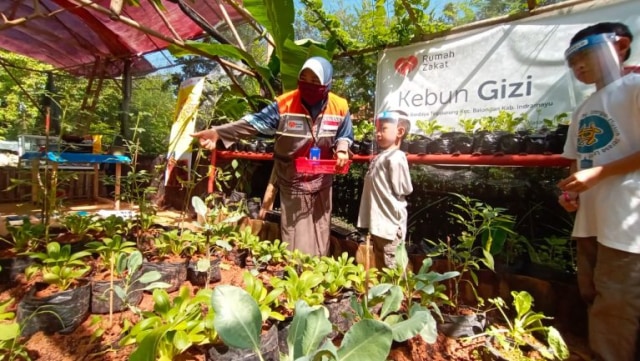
[357,148,413,240]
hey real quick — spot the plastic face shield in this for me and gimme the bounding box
[565,33,621,86]
[375,111,401,129]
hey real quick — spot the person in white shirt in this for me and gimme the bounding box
[558,21,639,361]
[357,110,413,268]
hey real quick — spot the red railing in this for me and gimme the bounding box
[208,150,571,192]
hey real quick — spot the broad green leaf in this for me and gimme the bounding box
[300,306,332,357]
[191,196,208,219]
[336,319,393,361]
[129,325,170,361]
[211,285,262,351]
[379,285,403,319]
[172,329,191,353]
[0,322,19,341]
[390,310,434,343]
[137,271,162,284]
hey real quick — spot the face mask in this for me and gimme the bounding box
[298,80,329,105]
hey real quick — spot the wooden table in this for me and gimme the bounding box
[21,152,131,210]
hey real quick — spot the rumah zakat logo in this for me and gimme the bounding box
[394,55,418,76]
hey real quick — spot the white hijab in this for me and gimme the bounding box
[299,56,333,88]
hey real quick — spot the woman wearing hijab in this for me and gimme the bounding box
[192,56,353,256]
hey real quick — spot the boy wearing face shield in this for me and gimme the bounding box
[357,110,413,269]
[557,22,639,361]
[191,57,353,257]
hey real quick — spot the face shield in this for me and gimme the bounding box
[375,111,401,129]
[565,33,621,87]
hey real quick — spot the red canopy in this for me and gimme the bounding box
[0,0,245,77]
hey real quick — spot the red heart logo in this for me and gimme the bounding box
[394,56,418,76]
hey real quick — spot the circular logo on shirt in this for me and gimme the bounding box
[577,113,614,154]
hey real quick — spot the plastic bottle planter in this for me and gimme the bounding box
[498,133,526,155]
[206,324,279,361]
[408,136,430,155]
[437,311,487,339]
[141,258,188,293]
[186,257,222,286]
[90,272,144,314]
[17,280,91,337]
[0,256,33,290]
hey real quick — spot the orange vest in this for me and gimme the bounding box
[274,90,349,193]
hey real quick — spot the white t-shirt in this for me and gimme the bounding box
[562,73,640,253]
[357,148,413,241]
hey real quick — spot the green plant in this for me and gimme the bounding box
[353,119,375,141]
[270,265,325,311]
[93,215,129,238]
[0,297,31,361]
[0,218,45,253]
[153,229,189,259]
[458,118,478,133]
[316,252,364,298]
[527,235,576,273]
[416,119,444,136]
[61,212,96,240]
[449,193,517,264]
[542,112,569,129]
[211,285,394,361]
[478,291,569,360]
[87,234,137,273]
[371,243,459,330]
[242,271,285,322]
[112,251,170,314]
[25,241,92,291]
[120,286,216,361]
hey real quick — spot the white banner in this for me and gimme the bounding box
[375,0,640,131]
[165,77,204,186]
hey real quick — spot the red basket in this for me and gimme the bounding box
[294,157,352,174]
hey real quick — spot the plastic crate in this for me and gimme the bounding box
[294,157,351,174]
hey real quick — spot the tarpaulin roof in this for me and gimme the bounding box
[0,0,245,77]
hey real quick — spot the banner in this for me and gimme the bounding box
[375,0,640,131]
[165,77,205,186]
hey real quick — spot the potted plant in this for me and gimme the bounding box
[141,228,190,293]
[85,234,138,316]
[19,242,92,336]
[0,218,45,287]
[476,290,570,361]
[120,286,217,361]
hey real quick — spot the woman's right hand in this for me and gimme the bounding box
[558,191,579,212]
[191,128,219,150]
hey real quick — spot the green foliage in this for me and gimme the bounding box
[316,252,365,298]
[270,265,325,311]
[61,213,97,240]
[352,120,375,142]
[0,297,31,361]
[211,285,394,361]
[481,291,570,360]
[0,218,45,253]
[121,286,216,361]
[154,229,189,259]
[112,251,171,314]
[86,234,137,274]
[416,119,444,136]
[25,242,91,291]
[242,271,285,322]
[527,235,575,272]
[93,215,130,238]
